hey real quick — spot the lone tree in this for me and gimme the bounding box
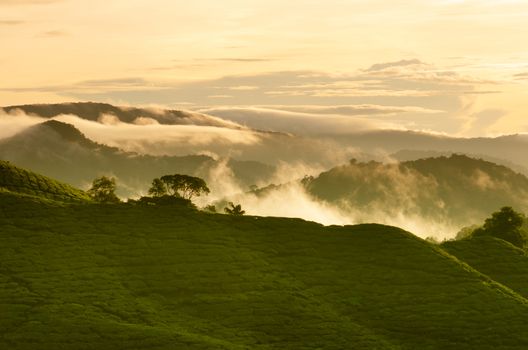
[88,176,120,203]
[224,202,245,216]
[473,206,527,248]
[148,174,210,200]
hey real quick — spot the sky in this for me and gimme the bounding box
[2,0,528,136]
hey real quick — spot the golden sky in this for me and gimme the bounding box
[1,0,528,135]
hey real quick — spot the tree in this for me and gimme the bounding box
[473,206,527,248]
[224,202,245,216]
[150,174,210,200]
[88,176,120,203]
[203,204,217,213]
[148,178,167,197]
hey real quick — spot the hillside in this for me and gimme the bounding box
[443,236,528,299]
[304,154,528,229]
[0,160,90,202]
[2,168,528,348]
[0,120,275,197]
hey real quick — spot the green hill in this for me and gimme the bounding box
[0,160,90,202]
[304,154,528,229]
[443,236,528,299]
[2,168,528,348]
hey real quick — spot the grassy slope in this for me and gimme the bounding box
[2,191,528,349]
[0,160,90,202]
[443,236,528,299]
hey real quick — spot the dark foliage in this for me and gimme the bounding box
[224,202,245,215]
[87,176,120,203]
[149,174,210,200]
[472,207,527,248]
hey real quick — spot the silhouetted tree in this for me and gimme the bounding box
[88,176,120,203]
[150,174,210,200]
[148,178,167,197]
[203,204,217,213]
[224,202,245,216]
[473,206,527,248]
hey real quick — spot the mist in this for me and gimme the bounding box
[0,109,46,138]
[196,106,399,135]
[194,159,462,240]
[1,106,523,241]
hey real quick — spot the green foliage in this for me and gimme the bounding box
[224,202,245,215]
[151,174,210,200]
[473,207,527,248]
[87,176,121,203]
[455,224,480,240]
[0,160,90,202]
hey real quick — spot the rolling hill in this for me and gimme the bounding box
[303,154,528,230]
[0,120,275,198]
[0,160,90,202]
[2,164,528,348]
[443,236,528,299]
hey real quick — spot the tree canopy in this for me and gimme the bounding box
[473,206,527,248]
[224,202,245,216]
[87,176,120,203]
[148,174,210,200]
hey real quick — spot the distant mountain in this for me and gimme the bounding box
[391,149,528,176]
[0,120,275,198]
[2,102,240,128]
[303,154,528,230]
[332,130,528,172]
[4,102,528,172]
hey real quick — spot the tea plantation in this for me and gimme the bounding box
[2,162,528,349]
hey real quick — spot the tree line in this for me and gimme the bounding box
[87,174,244,215]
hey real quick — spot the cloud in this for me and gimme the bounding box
[0,19,24,25]
[47,114,262,153]
[195,57,274,63]
[0,0,61,5]
[365,59,426,72]
[226,86,259,91]
[197,106,395,135]
[151,57,275,72]
[0,59,499,135]
[38,30,68,38]
[0,108,46,138]
[514,72,528,80]
[258,104,444,116]
[461,108,507,136]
